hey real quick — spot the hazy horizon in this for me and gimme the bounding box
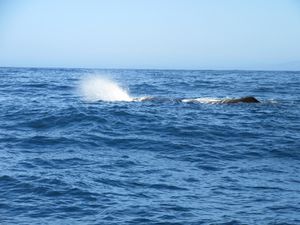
[1,65,300,72]
[1,0,300,70]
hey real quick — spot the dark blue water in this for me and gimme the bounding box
[1,67,300,225]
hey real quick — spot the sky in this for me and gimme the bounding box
[0,0,300,70]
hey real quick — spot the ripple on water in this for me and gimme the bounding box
[1,68,300,224]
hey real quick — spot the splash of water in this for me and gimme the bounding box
[181,97,221,104]
[79,76,133,102]
[79,77,263,104]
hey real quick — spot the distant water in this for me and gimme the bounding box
[1,67,300,225]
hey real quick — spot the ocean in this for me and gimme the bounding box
[0,67,299,224]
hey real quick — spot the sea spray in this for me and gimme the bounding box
[79,76,132,102]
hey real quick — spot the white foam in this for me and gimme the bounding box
[132,96,154,102]
[181,97,221,104]
[79,76,133,102]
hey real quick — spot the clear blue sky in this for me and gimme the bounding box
[1,0,300,70]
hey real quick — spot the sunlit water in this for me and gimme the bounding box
[0,68,300,225]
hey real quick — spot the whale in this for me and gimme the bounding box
[135,96,260,104]
[180,96,260,104]
[217,96,260,104]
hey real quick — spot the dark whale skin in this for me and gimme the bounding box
[135,96,260,104]
[220,96,260,104]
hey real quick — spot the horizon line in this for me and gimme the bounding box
[0,65,300,73]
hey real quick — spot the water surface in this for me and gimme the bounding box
[0,68,300,224]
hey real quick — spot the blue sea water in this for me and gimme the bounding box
[0,67,300,225]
